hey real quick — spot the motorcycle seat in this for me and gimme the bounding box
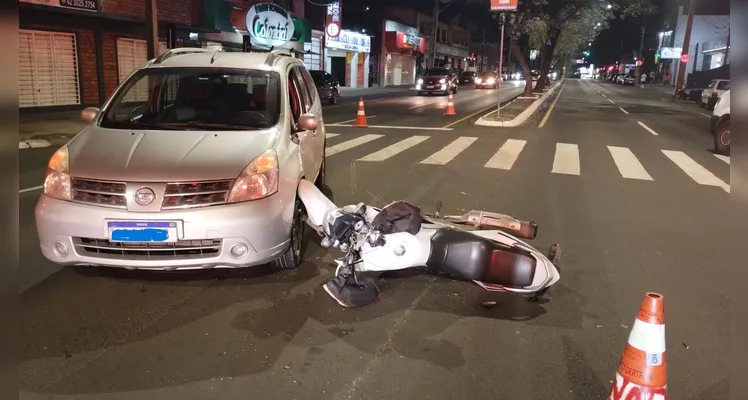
[427,228,537,288]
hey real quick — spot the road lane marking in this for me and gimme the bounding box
[409,101,440,109]
[699,113,711,118]
[484,139,526,169]
[326,133,340,138]
[619,107,630,114]
[608,98,615,104]
[358,136,430,161]
[607,146,653,181]
[714,154,730,164]
[328,115,377,125]
[552,143,580,175]
[601,93,607,97]
[326,134,384,156]
[538,81,566,128]
[20,185,43,194]
[420,137,477,165]
[637,121,659,135]
[662,150,730,193]
[330,124,453,131]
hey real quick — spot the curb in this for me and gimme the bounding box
[19,135,73,150]
[475,79,566,127]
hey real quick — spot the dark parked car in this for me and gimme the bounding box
[460,71,476,85]
[309,70,339,104]
[416,67,458,96]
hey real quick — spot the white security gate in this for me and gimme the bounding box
[304,36,322,70]
[19,29,80,108]
[116,38,168,101]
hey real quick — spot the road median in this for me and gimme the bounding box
[475,78,565,127]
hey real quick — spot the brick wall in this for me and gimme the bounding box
[76,30,100,106]
[101,33,120,100]
[101,0,195,25]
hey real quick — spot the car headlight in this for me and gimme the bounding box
[487,78,496,84]
[475,78,482,83]
[417,78,423,84]
[227,149,279,203]
[439,78,446,84]
[43,146,72,201]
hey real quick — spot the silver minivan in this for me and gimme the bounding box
[35,47,327,271]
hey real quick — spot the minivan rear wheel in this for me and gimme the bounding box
[273,198,305,269]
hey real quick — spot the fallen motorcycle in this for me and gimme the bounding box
[297,180,561,308]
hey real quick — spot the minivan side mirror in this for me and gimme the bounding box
[296,113,318,131]
[81,107,100,123]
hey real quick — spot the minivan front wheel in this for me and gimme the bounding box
[273,198,305,269]
[315,145,326,189]
[714,120,730,156]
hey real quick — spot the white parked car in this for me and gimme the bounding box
[700,79,729,110]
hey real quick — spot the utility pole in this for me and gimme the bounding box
[145,0,159,59]
[496,13,505,117]
[674,0,696,93]
[635,24,645,87]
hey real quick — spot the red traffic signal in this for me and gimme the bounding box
[635,60,642,67]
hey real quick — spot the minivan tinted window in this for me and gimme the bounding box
[101,67,281,131]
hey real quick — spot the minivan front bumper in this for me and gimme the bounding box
[35,194,294,270]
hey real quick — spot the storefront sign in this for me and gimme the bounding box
[384,20,425,54]
[490,0,518,11]
[20,0,99,12]
[658,47,682,59]
[325,1,342,38]
[326,30,371,53]
[245,3,294,47]
[435,43,468,58]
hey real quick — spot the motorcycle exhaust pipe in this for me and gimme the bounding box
[450,211,538,240]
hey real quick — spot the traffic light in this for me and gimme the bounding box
[583,51,590,56]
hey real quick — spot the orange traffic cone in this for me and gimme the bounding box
[608,292,668,400]
[444,92,456,116]
[354,97,368,127]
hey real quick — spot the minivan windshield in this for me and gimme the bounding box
[101,67,281,131]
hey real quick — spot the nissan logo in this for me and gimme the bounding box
[133,187,156,206]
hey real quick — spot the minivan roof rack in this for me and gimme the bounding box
[264,49,295,66]
[153,47,220,64]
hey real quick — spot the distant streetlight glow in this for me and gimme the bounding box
[607,4,612,9]
[597,22,601,26]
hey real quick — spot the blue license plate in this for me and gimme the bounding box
[107,221,178,242]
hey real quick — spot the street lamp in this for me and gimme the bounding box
[606,4,612,9]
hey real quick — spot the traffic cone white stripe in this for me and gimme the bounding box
[628,320,666,352]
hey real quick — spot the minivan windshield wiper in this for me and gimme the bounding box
[128,121,183,130]
[162,121,262,131]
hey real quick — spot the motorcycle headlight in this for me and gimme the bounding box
[227,149,279,203]
[439,78,447,84]
[417,78,423,84]
[43,146,72,201]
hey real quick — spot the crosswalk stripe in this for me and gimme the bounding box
[420,136,477,165]
[326,133,340,138]
[607,146,653,180]
[484,139,526,169]
[714,154,730,164]
[358,136,430,161]
[662,150,730,193]
[552,143,580,175]
[326,134,384,156]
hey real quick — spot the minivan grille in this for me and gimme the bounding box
[73,237,222,259]
[162,180,233,209]
[71,178,127,209]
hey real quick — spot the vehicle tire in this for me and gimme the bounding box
[272,198,306,269]
[329,90,339,105]
[714,120,730,156]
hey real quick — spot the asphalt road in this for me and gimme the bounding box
[19,80,730,399]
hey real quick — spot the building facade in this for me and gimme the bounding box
[662,6,729,85]
[380,19,425,86]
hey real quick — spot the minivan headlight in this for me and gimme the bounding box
[43,146,71,201]
[439,78,447,83]
[227,149,279,203]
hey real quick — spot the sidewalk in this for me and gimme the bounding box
[19,110,86,149]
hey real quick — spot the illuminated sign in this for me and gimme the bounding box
[490,0,518,11]
[326,30,371,53]
[659,47,682,59]
[326,1,342,38]
[245,3,294,47]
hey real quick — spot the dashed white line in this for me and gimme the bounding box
[20,185,43,194]
[619,107,630,115]
[601,93,607,97]
[608,98,615,104]
[326,133,340,138]
[637,121,659,135]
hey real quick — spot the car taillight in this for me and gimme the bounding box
[712,92,718,98]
